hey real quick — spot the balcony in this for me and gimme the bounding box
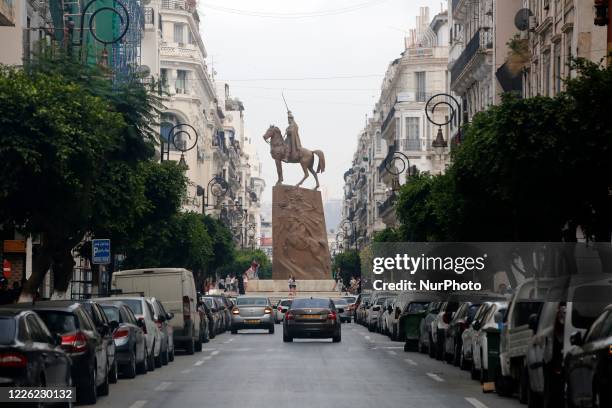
[400,138,421,151]
[378,144,396,176]
[381,104,396,134]
[0,0,14,26]
[162,0,196,12]
[160,43,203,62]
[450,29,493,90]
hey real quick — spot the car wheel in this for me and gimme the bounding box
[154,348,162,368]
[161,346,169,365]
[269,326,275,334]
[528,386,541,408]
[209,325,216,339]
[136,345,147,375]
[109,357,118,384]
[518,365,529,404]
[194,334,203,353]
[495,367,514,398]
[453,343,461,367]
[168,344,175,362]
[97,361,109,396]
[332,333,341,343]
[459,351,469,371]
[283,333,293,342]
[470,364,480,381]
[79,361,97,404]
[124,350,137,379]
[428,336,436,358]
[147,345,156,371]
[231,328,238,334]
[185,338,195,355]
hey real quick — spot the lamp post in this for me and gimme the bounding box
[160,123,199,169]
[383,150,418,192]
[425,93,461,172]
[197,176,229,213]
[338,219,358,251]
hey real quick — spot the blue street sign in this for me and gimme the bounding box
[92,239,111,265]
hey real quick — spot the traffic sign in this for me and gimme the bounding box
[2,259,11,278]
[92,239,111,265]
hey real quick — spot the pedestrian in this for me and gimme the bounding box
[230,274,236,293]
[336,277,343,294]
[225,274,231,293]
[242,272,249,292]
[218,277,226,292]
[237,273,245,295]
[10,281,21,303]
[288,275,296,296]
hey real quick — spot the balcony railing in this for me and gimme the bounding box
[400,138,421,151]
[450,29,493,84]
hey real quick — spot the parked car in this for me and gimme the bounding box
[102,296,162,370]
[0,308,72,392]
[381,297,396,335]
[76,300,118,383]
[444,301,484,365]
[356,294,371,325]
[367,295,393,332]
[332,298,351,323]
[419,301,442,356]
[343,295,357,320]
[201,296,224,335]
[208,295,233,332]
[149,297,175,365]
[199,300,216,339]
[7,301,112,404]
[111,267,204,355]
[283,297,341,342]
[98,300,147,378]
[564,304,612,408]
[275,299,292,324]
[431,300,461,360]
[460,303,492,372]
[471,301,507,383]
[230,296,274,334]
[527,275,612,408]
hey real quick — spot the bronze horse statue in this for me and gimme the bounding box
[263,125,326,190]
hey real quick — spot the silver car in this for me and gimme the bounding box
[230,296,275,334]
[275,299,292,323]
[332,298,350,323]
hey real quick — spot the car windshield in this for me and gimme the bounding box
[280,300,292,306]
[376,298,389,305]
[236,297,268,306]
[0,318,16,344]
[101,306,121,323]
[333,299,348,306]
[202,298,214,308]
[407,302,429,313]
[120,299,143,315]
[344,297,356,303]
[35,311,78,334]
[291,298,330,309]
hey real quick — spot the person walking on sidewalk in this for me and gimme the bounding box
[288,275,297,296]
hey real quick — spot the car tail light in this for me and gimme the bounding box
[277,307,282,312]
[285,311,295,320]
[264,307,272,314]
[232,308,240,315]
[183,296,191,321]
[327,312,337,321]
[113,328,130,339]
[61,331,88,353]
[0,352,27,368]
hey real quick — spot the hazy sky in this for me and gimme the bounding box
[200,0,447,202]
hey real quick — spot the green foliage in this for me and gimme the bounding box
[395,60,612,243]
[332,249,360,284]
[202,215,236,273]
[215,248,269,279]
[372,227,402,243]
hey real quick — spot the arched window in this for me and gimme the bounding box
[160,113,187,151]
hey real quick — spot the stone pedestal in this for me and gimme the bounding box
[272,185,331,280]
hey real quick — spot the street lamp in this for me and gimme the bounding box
[160,123,199,170]
[197,176,229,213]
[383,150,418,192]
[338,219,358,251]
[425,93,461,159]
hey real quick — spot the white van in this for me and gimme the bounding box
[111,268,203,354]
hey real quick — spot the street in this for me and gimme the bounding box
[97,324,522,408]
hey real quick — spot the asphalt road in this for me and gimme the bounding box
[95,323,523,408]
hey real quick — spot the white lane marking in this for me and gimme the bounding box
[181,369,192,374]
[155,382,171,391]
[211,350,219,356]
[404,358,418,366]
[232,348,252,352]
[382,346,404,349]
[426,373,444,382]
[388,351,397,355]
[129,401,147,408]
[364,335,371,340]
[202,348,216,351]
[203,356,212,360]
[194,360,204,366]
[465,397,488,408]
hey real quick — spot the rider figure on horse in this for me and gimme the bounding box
[285,111,302,162]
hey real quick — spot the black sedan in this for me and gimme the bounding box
[6,301,111,404]
[99,300,147,378]
[283,298,341,343]
[77,300,118,383]
[565,304,612,408]
[0,308,72,391]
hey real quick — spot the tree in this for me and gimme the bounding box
[332,249,360,286]
[215,248,270,280]
[202,215,236,275]
[0,65,126,299]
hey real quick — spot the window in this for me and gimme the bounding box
[543,50,551,96]
[402,117,420,150]
[160,69,168,86]
[415,72,426,101]
[375,132,382,154]
[173,23,184,44]
[176,70,187,93]
[187,29,194,44]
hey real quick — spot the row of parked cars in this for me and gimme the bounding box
[0,268,235,405]
[354,275,612,408]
